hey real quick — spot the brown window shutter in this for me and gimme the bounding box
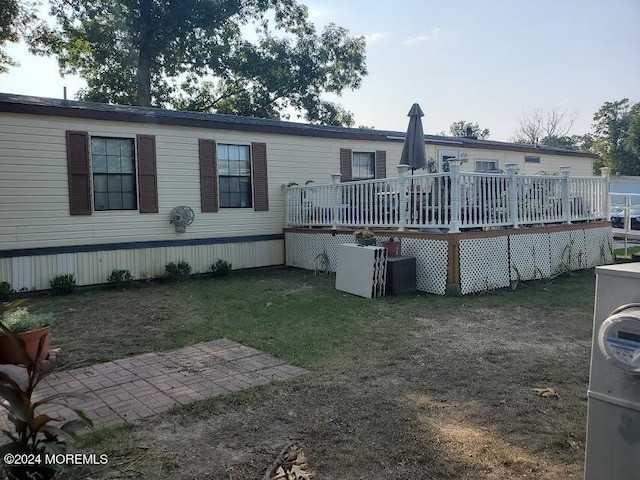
[252,142,269,211]
[340,148,352,182]
[66,131,92,215]
[136,135,158,213]
[199,139,219,212]
[375,150,387,179]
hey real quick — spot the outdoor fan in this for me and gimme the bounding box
[170,206,195,233]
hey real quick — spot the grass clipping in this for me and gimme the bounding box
[265,442,314,480]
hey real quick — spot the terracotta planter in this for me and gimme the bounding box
[0,326,51,364]
[382,240,401,256]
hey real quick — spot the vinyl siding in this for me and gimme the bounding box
[0,112,595,253]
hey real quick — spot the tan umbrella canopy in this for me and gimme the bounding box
[399,103,427,172]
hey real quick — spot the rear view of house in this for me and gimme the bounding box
[0,93,599,291]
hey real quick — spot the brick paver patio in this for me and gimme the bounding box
[0,339,306,432]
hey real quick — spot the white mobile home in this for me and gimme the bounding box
[0,93,598,291]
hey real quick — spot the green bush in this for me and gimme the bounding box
[108,269,133,289]
[210,259,232,278]
[0,281,14,301]
[50,274,77,295]
[1,307,54,333]
[165,261,192,282]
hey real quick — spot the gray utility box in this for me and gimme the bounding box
[385,256,417,295]
[585,263,640,480]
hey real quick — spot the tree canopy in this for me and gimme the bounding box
[0,0,36,73]
[512,107,577,145]
[447,120,490,139]
[30,0,367,126]
[591,99,640,175]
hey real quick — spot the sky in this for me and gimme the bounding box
[0,0,639,141]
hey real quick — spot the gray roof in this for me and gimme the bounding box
[0,92,597,158]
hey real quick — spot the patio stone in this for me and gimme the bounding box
[0,339,306,435]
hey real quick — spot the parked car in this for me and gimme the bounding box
[611,208,640,230]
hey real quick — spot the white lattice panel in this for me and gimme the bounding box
[459,237,510,294]
[549,230,572,275]
[509,233,552,281]
[285,233,315,270]
[585,227,613,268]
[401,238,448,295]
[570,229,587,270]
[326,234,355,272]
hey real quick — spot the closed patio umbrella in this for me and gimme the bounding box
[399,103,427,172]
[399,103,427,221]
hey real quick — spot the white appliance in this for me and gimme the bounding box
[335,243,387,298]
[585,263,640,480]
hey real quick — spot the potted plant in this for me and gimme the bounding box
[0,305,53,365]
[382,237,401,256]
[0,302,92,480]
[354,229,377,246]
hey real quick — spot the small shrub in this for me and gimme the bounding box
[0,281,14,301]
[354,229,376,246]
[165,260,192,282]
[1,307,54,334]
[108,269,133,289]
[210,259,232,278]
[50,274,77,294]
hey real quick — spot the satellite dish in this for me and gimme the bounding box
[170,206,195,233]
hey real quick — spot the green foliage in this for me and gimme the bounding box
[1,307,53,334]
[448,120,490,139]
[31,0,367,126]
[591,99,640,175]
[165,261,192,282]
[210,259,232,278]
[49,274,77,295]
[314,249,330,276]
[0,302,92,476]
[107,269,133,289]
[0,0,36,73]
[0,281,14,301]
[354,229,376,246]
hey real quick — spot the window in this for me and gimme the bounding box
[525,156,541,163]
[217,144,252,208]
[437,149,459,173]
[475,160,498,172]
[352,152,375,180]
[91,137,137,210]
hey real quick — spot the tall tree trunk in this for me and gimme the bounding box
[136,50,152,106]
[135,0,153,106]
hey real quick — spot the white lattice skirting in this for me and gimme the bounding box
[285,225,613,296]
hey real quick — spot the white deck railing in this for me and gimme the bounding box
[285,161,610,233]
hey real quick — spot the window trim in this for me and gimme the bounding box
[525,155,541,164]
[351,151,376,181]
[217,142,253,209]
[89,136,138,212]
[474,159,499,172]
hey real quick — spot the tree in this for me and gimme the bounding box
[591,99,640,175]
[0,0,36,73]
[512,107,578,145]
[30,0,367,126]
[447,120,490,139]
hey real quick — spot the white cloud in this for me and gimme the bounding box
[403,27,442,46]
[364,32,392,44]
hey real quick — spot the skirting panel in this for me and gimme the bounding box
[459,237,510,294]
[2,240,284,291]
[400,237,448,295]
[509,233,552,282]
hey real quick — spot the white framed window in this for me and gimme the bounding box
[475,159,499,172]
[217,144,252,208]
[91,137,137,211]
[352,152,375,180]
[525,155,541,163]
